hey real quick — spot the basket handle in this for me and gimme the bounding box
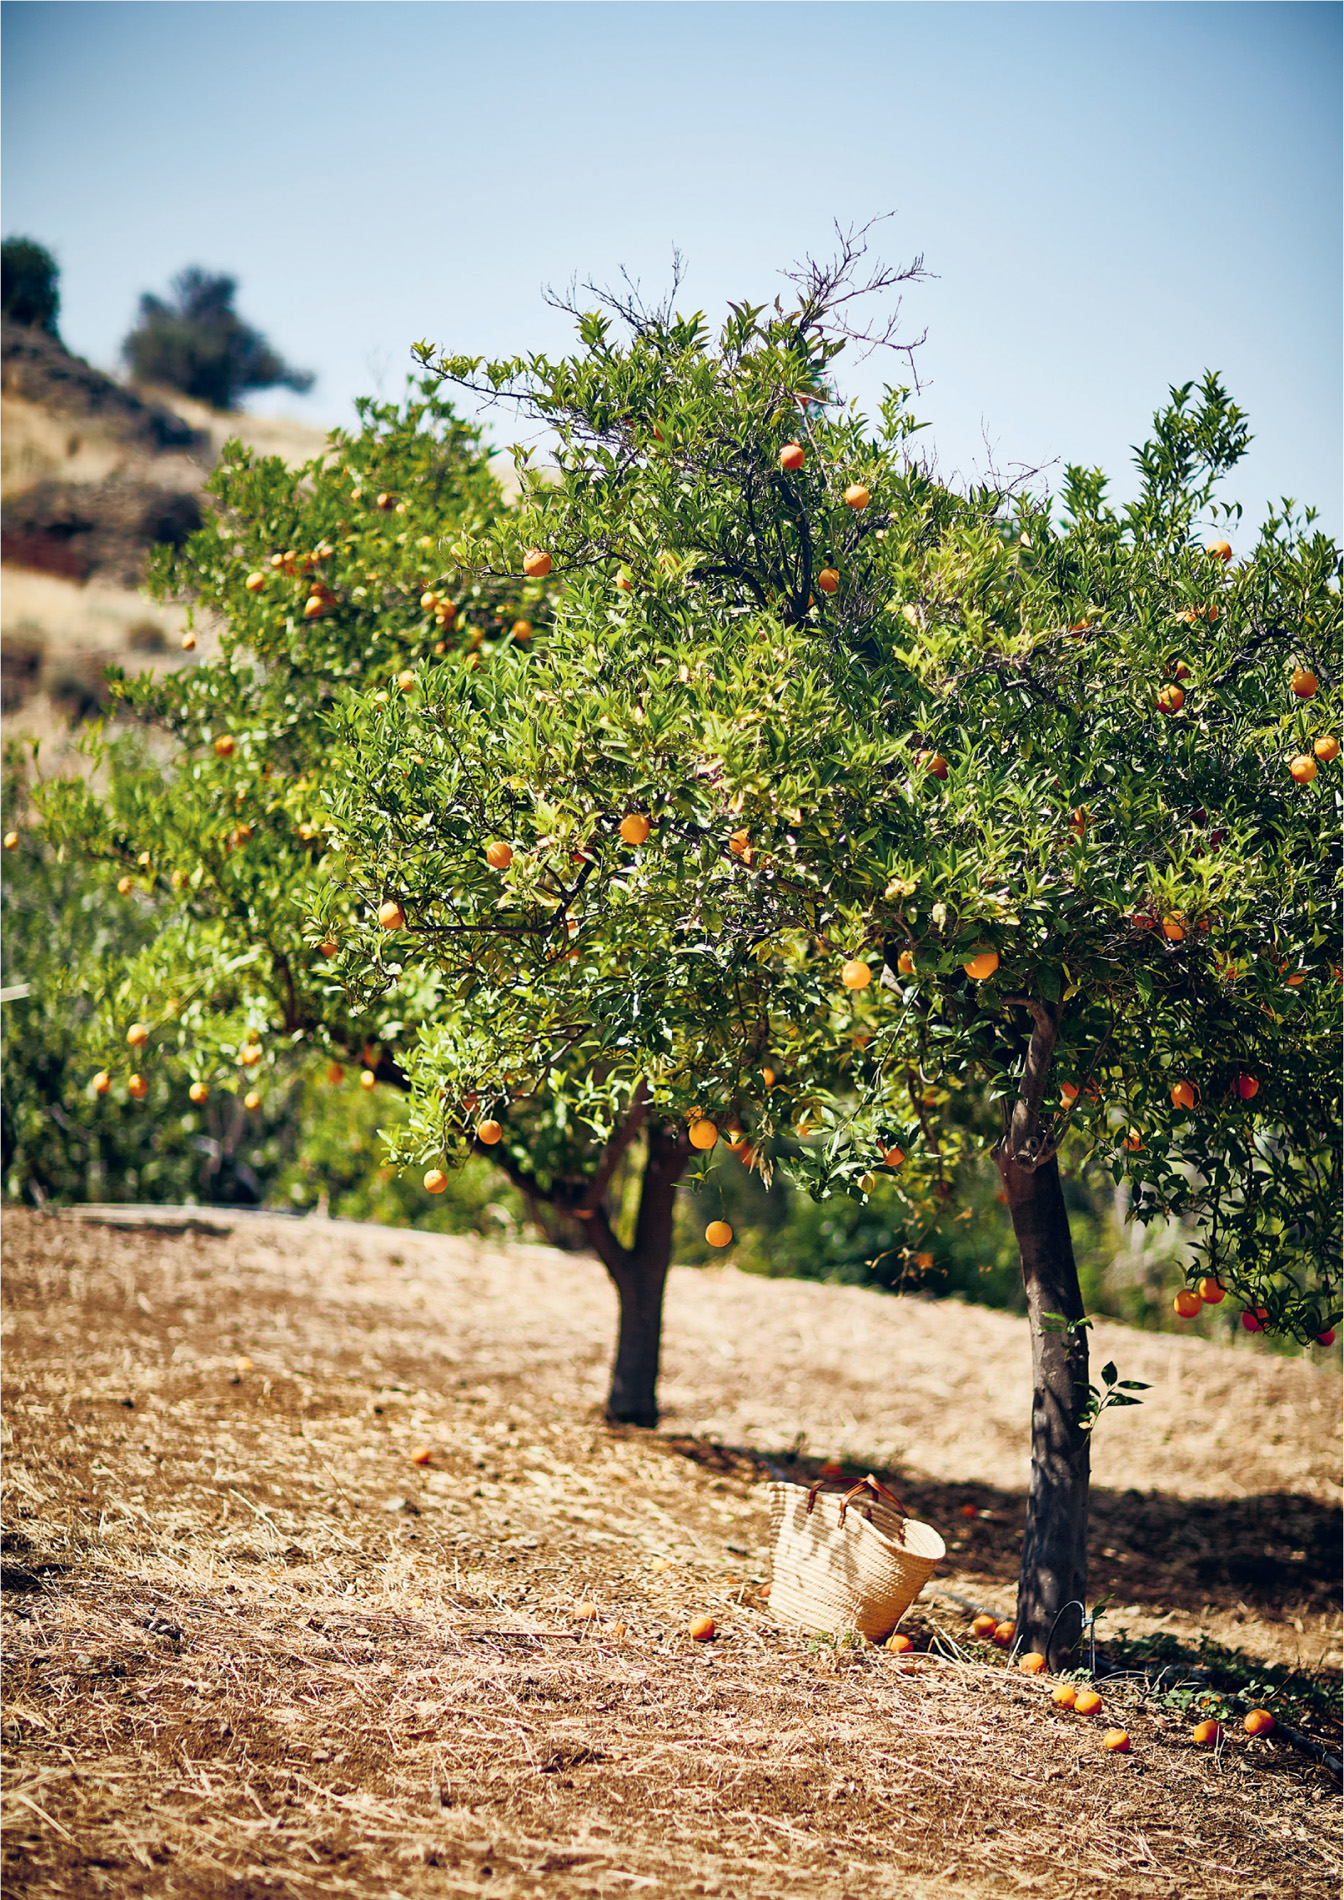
[804,1472,910,1531]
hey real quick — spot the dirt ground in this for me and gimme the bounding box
[2,1206,1340,1900]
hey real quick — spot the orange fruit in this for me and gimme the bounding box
[1290,669,1318,699]
[843,483,870,510]
[92,1070,112,1095]
[1235,1073,1258,1099]
[1241,1308,1267,1333]
[375,492,396,511]
[326,1062,344,1086]
[2,831,18,850]
[971,1614,998,1639]
[477,1118,503,1145]
[240,1045,262,1067]
[619,813,651,845]
[424,1169,448,1194]
[729,828,751,857]
[117,874,135,896]
[689,1118,719,1151]
[885,1632,914,1654]
[181,631,197,651]
[1289,753,1317,783]
[397,670,415,693]
[511,618,533,642]
[409,1446,433,1466]
[896,949,916,975]
[1123,1129,1143,1153]
[992,1621,1015,1647]
[1018,1652,1047,1674]
[1073,1689,1103,1716]
[359,1070,377,1092]
[574,1602,599,1621]
[705,1220,733,1248]
[1243,1708,1275,1736]
[213,735,236,759]
[689,1615,716,1641]
[1067,619,1093,637]
[1060,1082,1080,1106]
[1316,1328,1336,1347]
[244,572,266,592]
[1052,1683,1078,1708]
[1169,1079,1197,1111]
[841,958,872,990]
[243,1090,261,1112]
[1192,1718,1223,1746]
[1197,1277,1225,1304]
[1207,538,1232,562]
[963,949,999,981]
[522,549,552,579]
[128,1074,147,1100]
[377,899,405,930]
[817,567,839,594]
[882,1145,905,1168]
[126,1022,149,1048]
[1162,916,1185,942]
[302,598,326,620]
[1157,685,1185,714]
[1102,1729,1131,1753]
[915,751,949,780]
[187,1080,208,1106]
[485,840,513,870]
[1173,1289,1202,1319]
[1314,734,1340,762]
[779,443,805,471]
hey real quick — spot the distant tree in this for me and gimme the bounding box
[122,268,314,411]
[1,237,60,333]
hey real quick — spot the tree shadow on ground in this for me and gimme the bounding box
[652,1433,1343,1624]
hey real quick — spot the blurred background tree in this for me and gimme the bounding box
[121,267,314,411]
[1,236,61,333]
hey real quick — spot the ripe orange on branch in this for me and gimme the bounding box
[619,813,651,845]
[1169,1079,1197,1111]
[1290,669,1318,699]
[522,548,552,578]
[213,734,236,759]
[1314,735,1339,762]
[963,949,999,981]
[485,840,513,870]
[816,567,839,594]
[1197,1277,1225,1304]
[128,1073,147,1100]
[1207,538,1233,562]
[778,443,805,470]
[377,900,406,930]
[477,1118,503,1145]
[424,1169,448,1194]
[843,483,870,510]
[1156,685,1185,714]
[705,1220,733,1248]
[1289,753,1317,783]
[841,959,872,991]
[1173,1289,1202,1319]
[688,1118,719,1151]
[126,1022,149,1048]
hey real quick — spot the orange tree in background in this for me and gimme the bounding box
[321,234,1339,1657]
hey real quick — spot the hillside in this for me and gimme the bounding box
[2,1207,1338,1899]
[1,319,331,762]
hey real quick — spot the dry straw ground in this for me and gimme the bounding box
[2,1207,1340,1899]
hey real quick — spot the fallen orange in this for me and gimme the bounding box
[991,1621,1015,1647]
[1243,1708,1275,1736]
[1073,1689,1103,1716]
[1052,1683,1078,1708]
[689,1615,716,1641]
[1192,1718,1223,1746]
[971,1614,998,1639]
[1102,1729,1131,1753]
[1018,1652,1047,1674]
[885,1632,913,1654]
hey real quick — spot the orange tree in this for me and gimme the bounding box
[315,240,1340,1656]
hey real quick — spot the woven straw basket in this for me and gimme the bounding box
[767,1475,945,1644]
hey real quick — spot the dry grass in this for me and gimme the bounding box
[2,1207,1340,1899]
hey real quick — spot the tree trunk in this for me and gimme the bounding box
[591,1124,688,1427]
[995,1144,1091,1666]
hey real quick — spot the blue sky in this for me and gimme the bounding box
[4,1,1340,537]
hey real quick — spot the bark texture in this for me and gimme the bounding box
[994,996,1090,1666]
[996,1146,1091,1665]
[585,1123,688,1427]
